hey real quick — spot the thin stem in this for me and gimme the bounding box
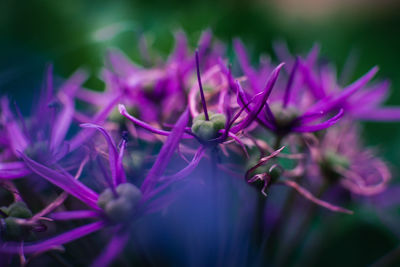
[195,49,209,120]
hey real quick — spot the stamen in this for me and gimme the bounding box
[195,49,209,120]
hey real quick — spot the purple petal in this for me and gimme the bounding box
[231,63,284,132]
[195,50,209,120]
[117,139,127,185]
[119,104,171,136]
[81,123,119,188]
[90,229,129,267]
[293,109,343,132]
[141,109,189,194]
[1,98,29,153]
[49,210,101,221]
[0,221,106,254]
[69,93,122,151]
[353,107,400,121]
[233,38,261,91]
[283,57,299,107]
[18,152,100,210]
[307,66,379,114]
[0,161,31,179]
[160,146,206,184]
[50,70,88,150]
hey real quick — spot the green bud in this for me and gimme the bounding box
[210,113,227,131]
[191,112,227,141]
[97,183,142,222]
[116,183,142,203]
[8,202,32,219]
[97,188,114,210]
[104,197,135,222]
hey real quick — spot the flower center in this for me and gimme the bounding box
[191,112,227,141]
[97,183,142,223]
[269,103,299,133]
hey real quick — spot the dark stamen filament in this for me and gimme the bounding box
[195,50,209,120]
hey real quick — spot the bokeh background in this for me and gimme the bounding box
[1,0,400,266]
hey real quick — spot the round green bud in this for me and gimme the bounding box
[116,183,142,204]
[97,183,142,222]
[97,188,114,210]
[104,197,135,222]
[210,113,227,131]
[191,112,227,141]
[8,202,32,219]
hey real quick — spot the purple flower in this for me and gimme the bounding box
[118,50,277,179]
[231,39,346,137]
[76,30,223,127]
[306,122,391,196]
[0,109,190,267]
[0,66,124,180]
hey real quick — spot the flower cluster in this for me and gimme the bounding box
[0,30,398,266]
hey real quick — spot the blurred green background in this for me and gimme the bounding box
[1,0,400,265]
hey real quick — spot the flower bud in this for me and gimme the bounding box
[191,112,227,141]
[8,202,33,219]
[97,183,142,223]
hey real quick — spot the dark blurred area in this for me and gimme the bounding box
[1,0,400,266]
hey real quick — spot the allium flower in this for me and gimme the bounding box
[273,41,400,121]
[306,122,391,196]
[76,30,223,127]
[118,50,281,178]
[0,109,191,267]
[229,39,400,138]
[0,66,87,179]
[0,66,123,180]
